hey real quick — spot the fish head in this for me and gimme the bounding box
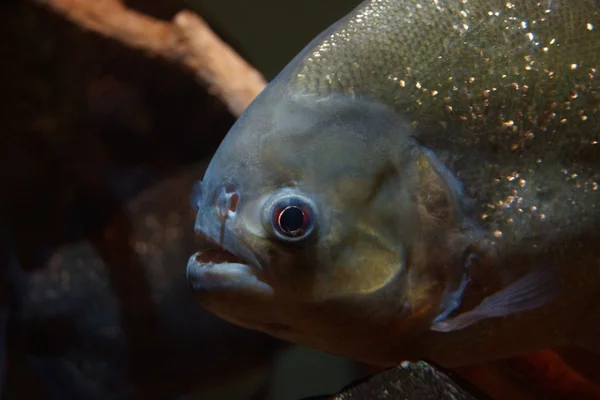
[189,88,471,365]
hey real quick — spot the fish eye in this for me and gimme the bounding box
[276,205,309,236]
[264,191,316,242]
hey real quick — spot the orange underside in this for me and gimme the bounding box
[357,348,600,399]
[452,348,600,400]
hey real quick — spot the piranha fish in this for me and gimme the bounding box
[188,0,600,368]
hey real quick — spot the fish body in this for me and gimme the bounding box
[190,0,600,368]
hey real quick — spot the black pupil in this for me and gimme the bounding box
[279,206,305,234]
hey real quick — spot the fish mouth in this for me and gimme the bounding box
[187,249,292,336]
[190,248,247,265]
[187,249,251,289]
[186,244,273,296]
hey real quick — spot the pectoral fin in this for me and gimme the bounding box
[431,265,561,333]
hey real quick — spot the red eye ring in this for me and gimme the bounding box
[275,205,308,237]
[269,195,316,242]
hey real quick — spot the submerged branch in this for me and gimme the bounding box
[35,0,267,117]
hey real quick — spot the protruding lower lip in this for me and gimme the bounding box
[186,250,273,295]
[193,230,263,271]
[187,249,249,290]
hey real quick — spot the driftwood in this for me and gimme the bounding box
[35,0,267,117]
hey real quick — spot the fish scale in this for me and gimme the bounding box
[283,0,600,247]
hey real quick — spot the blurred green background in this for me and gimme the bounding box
[187,0,362,80]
